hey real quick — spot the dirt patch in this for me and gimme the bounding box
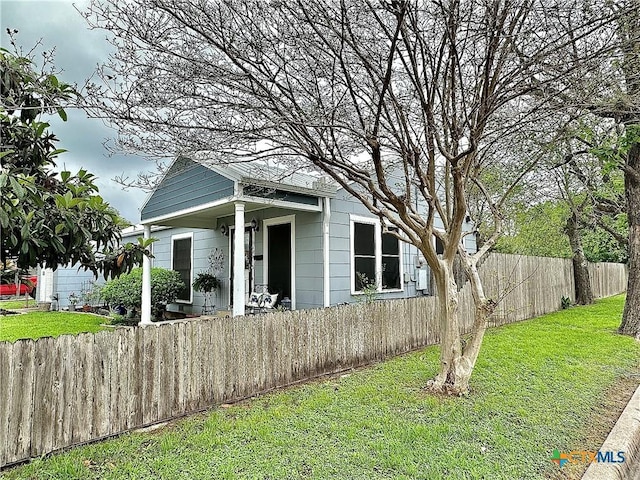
[547,370,640,480]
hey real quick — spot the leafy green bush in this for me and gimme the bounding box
[100,267,185,320]
[353,272,379,303]
[108,313,136,326]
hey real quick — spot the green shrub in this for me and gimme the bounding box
[561,295,572,309]
[353,272,379,303]
[108,313,137,326]
[101,267,185,320]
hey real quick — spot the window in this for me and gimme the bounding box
[172,234,193,302]
[353,222,376,290]
[382,230,400,289]
[350,216,402,293]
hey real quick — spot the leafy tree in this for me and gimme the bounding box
[494,200,628,264]
[481,113,629,306]
[583,225,628,263]
[0,41,151,279]
[561,139,628,278]
[83,0,614,395]
[538,1,640,336]
[100,267,184,319]
[547,122,630,305]
[493,202,572,259]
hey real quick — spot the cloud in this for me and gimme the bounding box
[2,0,153,223]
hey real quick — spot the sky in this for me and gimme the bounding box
[2,0,150,224]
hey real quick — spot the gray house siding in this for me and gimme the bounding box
[292,211,323,309]
[328,189,422,305]
[118,163,478,315]
[327,183,477,305]
[124,185,477,313]
[140,157,234,221]
[328,199,352,304]
[217,207,325,310]
[44,265,102,310]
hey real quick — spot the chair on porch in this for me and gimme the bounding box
[246,289,279,315]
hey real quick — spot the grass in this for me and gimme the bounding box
[2,295,638,479]
[0,298,38,310]
[0,311,107,342]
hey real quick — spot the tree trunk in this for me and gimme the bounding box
[427,260,493,396]
[618,2,640,337]
[620,141,640,338]
[566,212,594,305]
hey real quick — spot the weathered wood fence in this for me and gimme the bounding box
[0,254,627,467]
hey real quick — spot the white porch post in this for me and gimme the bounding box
[140,224,153,325]
[322,197,331,308]
[233,202,246,317]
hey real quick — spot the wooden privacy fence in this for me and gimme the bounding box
[0,254,628,467]
[588,261,629,299]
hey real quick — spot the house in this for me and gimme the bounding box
[36,265,100,310]
[125,155,478,323]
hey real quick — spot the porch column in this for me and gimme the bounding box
[322,197,331,307]
[233,202,245,317]
[140,224,153,325]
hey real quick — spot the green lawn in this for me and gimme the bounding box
[0,311,107,342]
[3,295,638,479]
[0,298,38,310]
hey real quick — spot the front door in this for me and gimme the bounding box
[230,226,253,306]
[267,222,291,304]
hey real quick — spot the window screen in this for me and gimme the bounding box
[353,222,376,291]
[172,237,192,301]
[382,232,400,289]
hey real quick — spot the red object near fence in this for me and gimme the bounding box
[0,275,37,297]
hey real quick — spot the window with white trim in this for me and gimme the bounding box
[353,222,376,291]
[172,234,193,302]
[350,216,402,293]
[381,229,401,289]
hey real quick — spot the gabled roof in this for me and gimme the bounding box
[139,156,234,217]
[139,155,338,215]
[138,154,339,225]
[190,153,337,197]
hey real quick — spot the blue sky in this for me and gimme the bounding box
[2,0,150,223]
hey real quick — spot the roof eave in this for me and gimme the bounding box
[240,177,337,198]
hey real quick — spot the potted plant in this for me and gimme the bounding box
[193,272,221,315]
[80,283,103,312]
[192,272,221,294]
[68,292,79,311]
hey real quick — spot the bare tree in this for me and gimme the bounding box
[83,0,616,394]
[559,120,633,304]
[550,0,640,336]
[555,146,597,306]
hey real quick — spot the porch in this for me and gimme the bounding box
[137,158,336,324]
